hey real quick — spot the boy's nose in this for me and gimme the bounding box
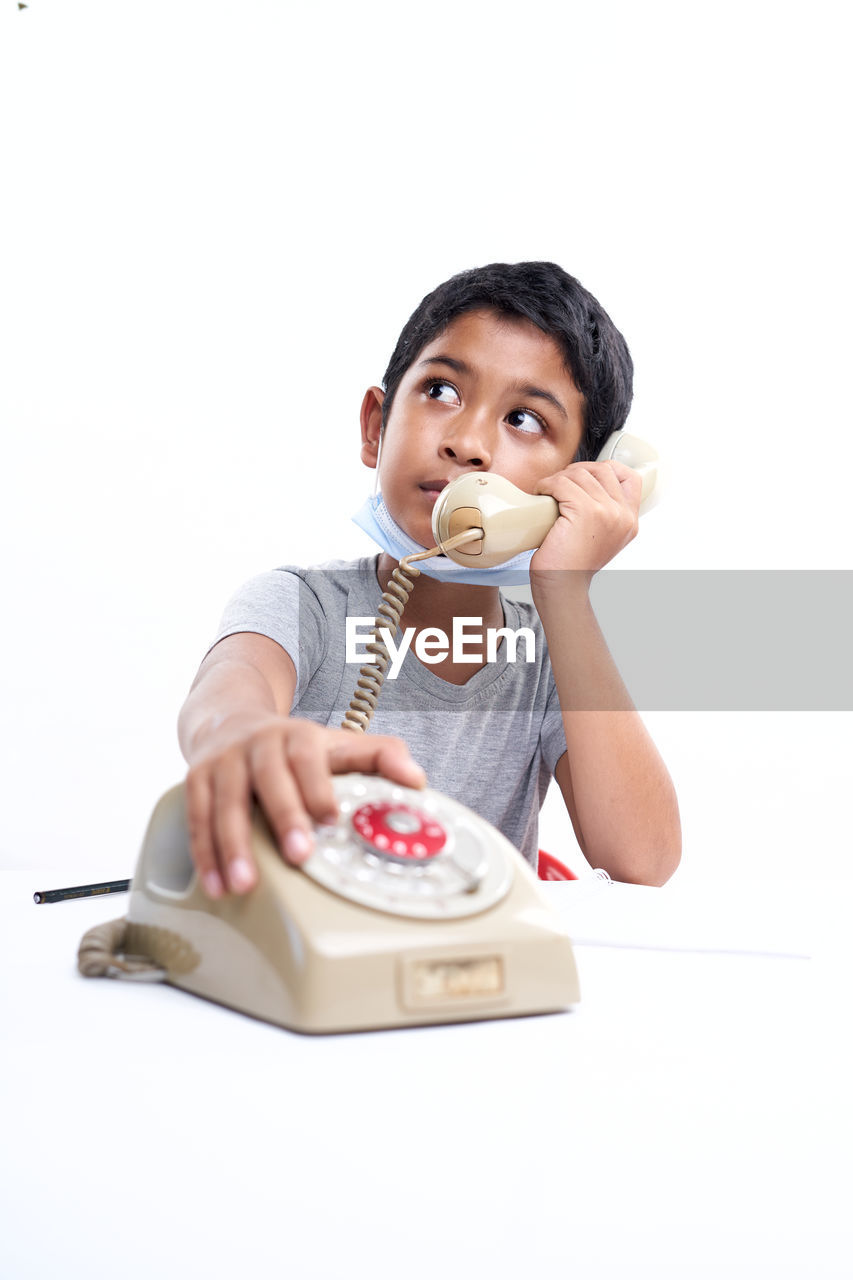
[438,415,493,469]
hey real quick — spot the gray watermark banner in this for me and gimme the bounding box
[584,570,853,710]
[281,566,853,712]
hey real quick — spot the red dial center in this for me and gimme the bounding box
[351,802,447,861]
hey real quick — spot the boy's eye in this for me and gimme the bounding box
[507,409,546,435]
[425,379,460,404]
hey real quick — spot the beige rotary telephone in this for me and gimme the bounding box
[82,432,657,1034]
[121,777,579,1034]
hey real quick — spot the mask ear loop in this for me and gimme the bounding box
[371,426,385,499]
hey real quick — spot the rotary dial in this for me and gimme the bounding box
[301,775,513,920]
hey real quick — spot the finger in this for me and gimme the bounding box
[210,754,258,894]
[571,462,629,503]
[565,464,639,536]
[185,767,226,899]
[586,461,624,502]
[283,721,340,829]
[326,732,427,788]
[542,462,629,509]
[251,728,321,865]
[606,459,643,508]
[536,467,603,510]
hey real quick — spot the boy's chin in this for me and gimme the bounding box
[385,502,434,552]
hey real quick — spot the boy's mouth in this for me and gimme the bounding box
[418,479,449,502]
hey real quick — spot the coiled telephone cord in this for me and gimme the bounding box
[341,527,482,734]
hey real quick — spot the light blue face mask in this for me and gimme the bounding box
[352,492,534,587]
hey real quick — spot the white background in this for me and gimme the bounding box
[1,0,850,885]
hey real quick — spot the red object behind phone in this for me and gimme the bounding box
[537,851,578,881]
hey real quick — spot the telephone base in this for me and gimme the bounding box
[126,782,580,1034]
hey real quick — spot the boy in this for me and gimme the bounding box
[178,262,681,896]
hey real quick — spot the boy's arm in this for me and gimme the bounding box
[543,588,681,885]
[178,632,425,897]
[531,461,681,886]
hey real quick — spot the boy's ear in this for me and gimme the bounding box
[360,386,385,469]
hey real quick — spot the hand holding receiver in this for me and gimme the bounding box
[184,710,426,899]
[431,431,659,570]
[531,456,642,577]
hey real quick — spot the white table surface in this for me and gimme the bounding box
[1,870,849,1280]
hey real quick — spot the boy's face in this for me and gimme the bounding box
[361,308,586,549]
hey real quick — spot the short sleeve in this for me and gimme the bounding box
[209,569,328,703]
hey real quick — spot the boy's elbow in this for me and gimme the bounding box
[593,810,682,886]
[636,792,682,885]
[633,849,681,887]
[617,833,682,887]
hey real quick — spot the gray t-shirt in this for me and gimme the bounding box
[211,557,568,866]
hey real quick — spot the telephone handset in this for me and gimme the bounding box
[340,429,659,732]
[432,431,659,569]
[82,433,657,1032]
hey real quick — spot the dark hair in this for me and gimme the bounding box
[381,261,633,460]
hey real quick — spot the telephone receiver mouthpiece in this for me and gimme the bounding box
[431,433,660,568]
[432,473,558,569]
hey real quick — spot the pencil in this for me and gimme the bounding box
[33,879,131,905]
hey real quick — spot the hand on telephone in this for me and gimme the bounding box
[529,457,641,577]
[184,707,426,898]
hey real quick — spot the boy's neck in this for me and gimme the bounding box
[375,552,504,634]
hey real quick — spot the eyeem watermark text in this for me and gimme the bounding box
[346,616,536,679]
